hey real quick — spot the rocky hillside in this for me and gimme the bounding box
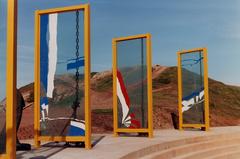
[16,65,240,139]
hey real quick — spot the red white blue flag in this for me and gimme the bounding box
[117,70,140,128]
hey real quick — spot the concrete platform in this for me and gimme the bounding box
[17,126,240,159]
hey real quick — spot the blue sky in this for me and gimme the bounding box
[0,0,240,99]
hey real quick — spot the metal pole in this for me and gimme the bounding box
[6,0,17,158]
[199,51,203,88]
[199,51,204,123]
[141,38,145,128]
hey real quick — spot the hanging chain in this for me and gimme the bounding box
[76,10,80,60]
[72,10,80,119]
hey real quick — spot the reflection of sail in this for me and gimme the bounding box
[40,13,58,98]
[67,57,84,70]
[68,120,85,136]
[181,57,203,67]
[40,97,49,122]
[182,88,204,112]
[47,14,58,98]
[117,70,140,128]
[40,14,58,123]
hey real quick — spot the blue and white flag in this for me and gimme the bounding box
[40,13,58,98]
[40,97,49,121]
[67,57,84,70]
[182,87,204,112]
[68,120,85,136]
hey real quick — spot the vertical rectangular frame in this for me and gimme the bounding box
[0,0,17,159]
[177,48,209,131]
[34,4,91,149]
[112,33,153,137]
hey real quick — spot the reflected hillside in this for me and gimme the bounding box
[5,65,239,139]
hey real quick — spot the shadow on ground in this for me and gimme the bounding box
[17,135,105,159]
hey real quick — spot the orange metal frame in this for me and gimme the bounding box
[0,0,17,159]
[34,4,91,149]
[177,48,210,131]
[112,33,153,137]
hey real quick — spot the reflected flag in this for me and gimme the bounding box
[182,87,204,112]
[68,120,85,136]
[40,13,58,98]
[67,57,84,70]
[117,70,140,128]
[40,97,49,122]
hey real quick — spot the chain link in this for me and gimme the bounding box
[76,10,79,58]
[72,10,80,119]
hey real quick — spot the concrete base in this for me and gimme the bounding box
[17,126,240,159]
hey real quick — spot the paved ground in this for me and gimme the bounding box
[17,126,240,159]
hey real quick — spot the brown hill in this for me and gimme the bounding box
[17,65,240,139]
